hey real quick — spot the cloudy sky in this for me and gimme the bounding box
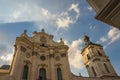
[0,0,120,77]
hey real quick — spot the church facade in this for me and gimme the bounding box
[0,29,120,80]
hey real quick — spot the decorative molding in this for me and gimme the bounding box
[20,46,26,52]
[32,51,38,56]
[49,54,54,58]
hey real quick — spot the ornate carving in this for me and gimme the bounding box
[32,51,37,56]
[24,60,31,64]
[49,54,54,58]
[26,53,31,58]
[56,56,60,61]
[38,64,48,67]
[40,36,46,42]
[20,46,26,52]
[92,58,100,62]
[61,53,66,57]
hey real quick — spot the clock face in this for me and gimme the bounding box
[40,55,46,61]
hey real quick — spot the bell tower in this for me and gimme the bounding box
[81,35,118,77]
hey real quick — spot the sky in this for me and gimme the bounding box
[0,0,120,77]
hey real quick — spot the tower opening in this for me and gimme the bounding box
[98,51,102,56]
[104,63,110,73]
[91,67,96,77]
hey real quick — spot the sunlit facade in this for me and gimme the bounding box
[0,29,120,80]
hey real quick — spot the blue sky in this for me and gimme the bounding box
[0,0,120,77]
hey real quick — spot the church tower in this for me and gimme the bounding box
[81,35,117,77]
[10,29,71,80]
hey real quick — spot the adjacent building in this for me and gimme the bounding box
[87,0,120,29]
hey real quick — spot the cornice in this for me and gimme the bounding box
[16,37,33,47]
[81,44,103,55]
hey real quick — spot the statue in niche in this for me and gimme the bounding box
[40,36,46,42]
[40,36,48,47]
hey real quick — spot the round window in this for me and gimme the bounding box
[40,55,46,61]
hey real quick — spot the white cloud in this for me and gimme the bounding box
[100,37,107,43]
[87,6,93,11]
[69,3,80,19]
[60,12,68,16]
[99,27,120,46]
[56,17,73,28]
[56,3,80,28]
[5,4,57,23]
[0,54,13,64]
[41,8,49,16]
[0,2,80,29]
[108,28,120,44]
[12,11,21,19]
[68,38,85,69]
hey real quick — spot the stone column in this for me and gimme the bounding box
[62,53,71,80]
[49,47,56,80]
[30,51,37,80]
[10,45,25,80]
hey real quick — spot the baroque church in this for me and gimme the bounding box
[0,29,120,80]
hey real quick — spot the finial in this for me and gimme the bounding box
[79,73,82,76]
[84,35,92,46]
[24,29,27,34]
[33,31,38,36]
[59,38,64,45]
[84,35,89,42]
[60,38,63,41]
[41,28,45,32]
[21,29,28,37]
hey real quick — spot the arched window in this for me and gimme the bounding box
[22,65,28,80]
[57,68,62,80]
[39,68,46,80]
[104,63,110,73]
[91,67,96,77]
